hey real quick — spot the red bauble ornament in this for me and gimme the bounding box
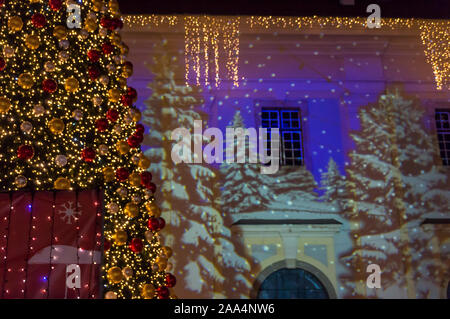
[49,0,63,11]
[135,123,145,135]
[148,217,159,231]
[17,145,34,160]
[127,87,138,102]
[0,0,4,8]
[95,118,109,132]
[42,79,57,93]
[87,50,101,63]
[111,18,123,30]
[0,58,5,71]
[88,65,100,81]
[103,238,111,251]
[156,286,170,299]
[127,134,141,148]
[157,217,166,230]
[116,167,129,181]
[81,148,95,162]
[148,217,165,231]
[129,238,143,253]
[32,13,47,28]
[100,17,111,29]
[141,171,152,187]
[102,42,114,55]
[165,273,177,288]
[121,94,132,107]
[148,182,157,193]
[106,109,119,122]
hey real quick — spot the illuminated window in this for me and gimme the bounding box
[261,108,303,166]
[435,109,450,166]
[257,268,329,299]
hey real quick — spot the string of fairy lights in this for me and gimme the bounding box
[123,15,450,90]
[0,0,175,299]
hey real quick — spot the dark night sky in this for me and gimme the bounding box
[117,0,450,19]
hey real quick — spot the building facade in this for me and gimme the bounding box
[123,16,450,299]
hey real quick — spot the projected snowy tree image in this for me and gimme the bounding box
[220,111,275,214]
[142,42,251,298]
[320,158,348,213]
[340,87,450,298]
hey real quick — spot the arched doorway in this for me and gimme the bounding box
[258,268,329,299]
[252,259,336,299]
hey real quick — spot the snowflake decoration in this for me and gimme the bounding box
[58,201,82,224]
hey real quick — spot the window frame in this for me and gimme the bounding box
[435,108,450,166]
[260,107,305,167]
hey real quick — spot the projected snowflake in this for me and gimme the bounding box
[58,201,82,224]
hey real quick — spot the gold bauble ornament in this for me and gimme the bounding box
[65,77,79,92]
[116,187,127,197]
[155,256,168,271]
[92,96,103,106]
[55,155,67,167]
[122,267,133,279]
[122,64,133,78]
[116,141,130,155]
[108,88,121,103]
[54,177,71,190]
[72,109,83,121]
[113,124,122,134]
[33,104,45,116]
[106,63,116,74]
[114,230,128,245]
[109,0,120,14]
[103,167,115,182]
[144,231,153,242]
[145,202,161,218]
[138,156,151,169]
[99,144,109,156]
[25,34,40,50]
[92,0,103,11]
[131,155,140,165]
[105,291,118,299]
[120,43,129,55]
[44,61,56,72]
[128,172,141,187]
[107,267,123,284]
[107,202,119,214]
[141,284,155,299]
[8,16,23,32]
[161,246,173,258]
[99,75,109,86]
[20,121,33,133]
[15,175,27,188]
[53,25,68,40]
[0,97,11,113]
[118,77,127,89]
[48,118,65,134]
[18,73,34,90]
[129,108,142,122]
[110,33,121,46]
[132,195,142,204]
[3,46,15,58]
[124,202,139,218]
[84,18,97,32]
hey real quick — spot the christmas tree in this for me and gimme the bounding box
[220,111,275,214]
[0,0,171,299]
[143,42,251,298]
[340,87,450,297]
[320,157,347,212]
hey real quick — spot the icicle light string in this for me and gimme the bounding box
[123,15,450,90]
